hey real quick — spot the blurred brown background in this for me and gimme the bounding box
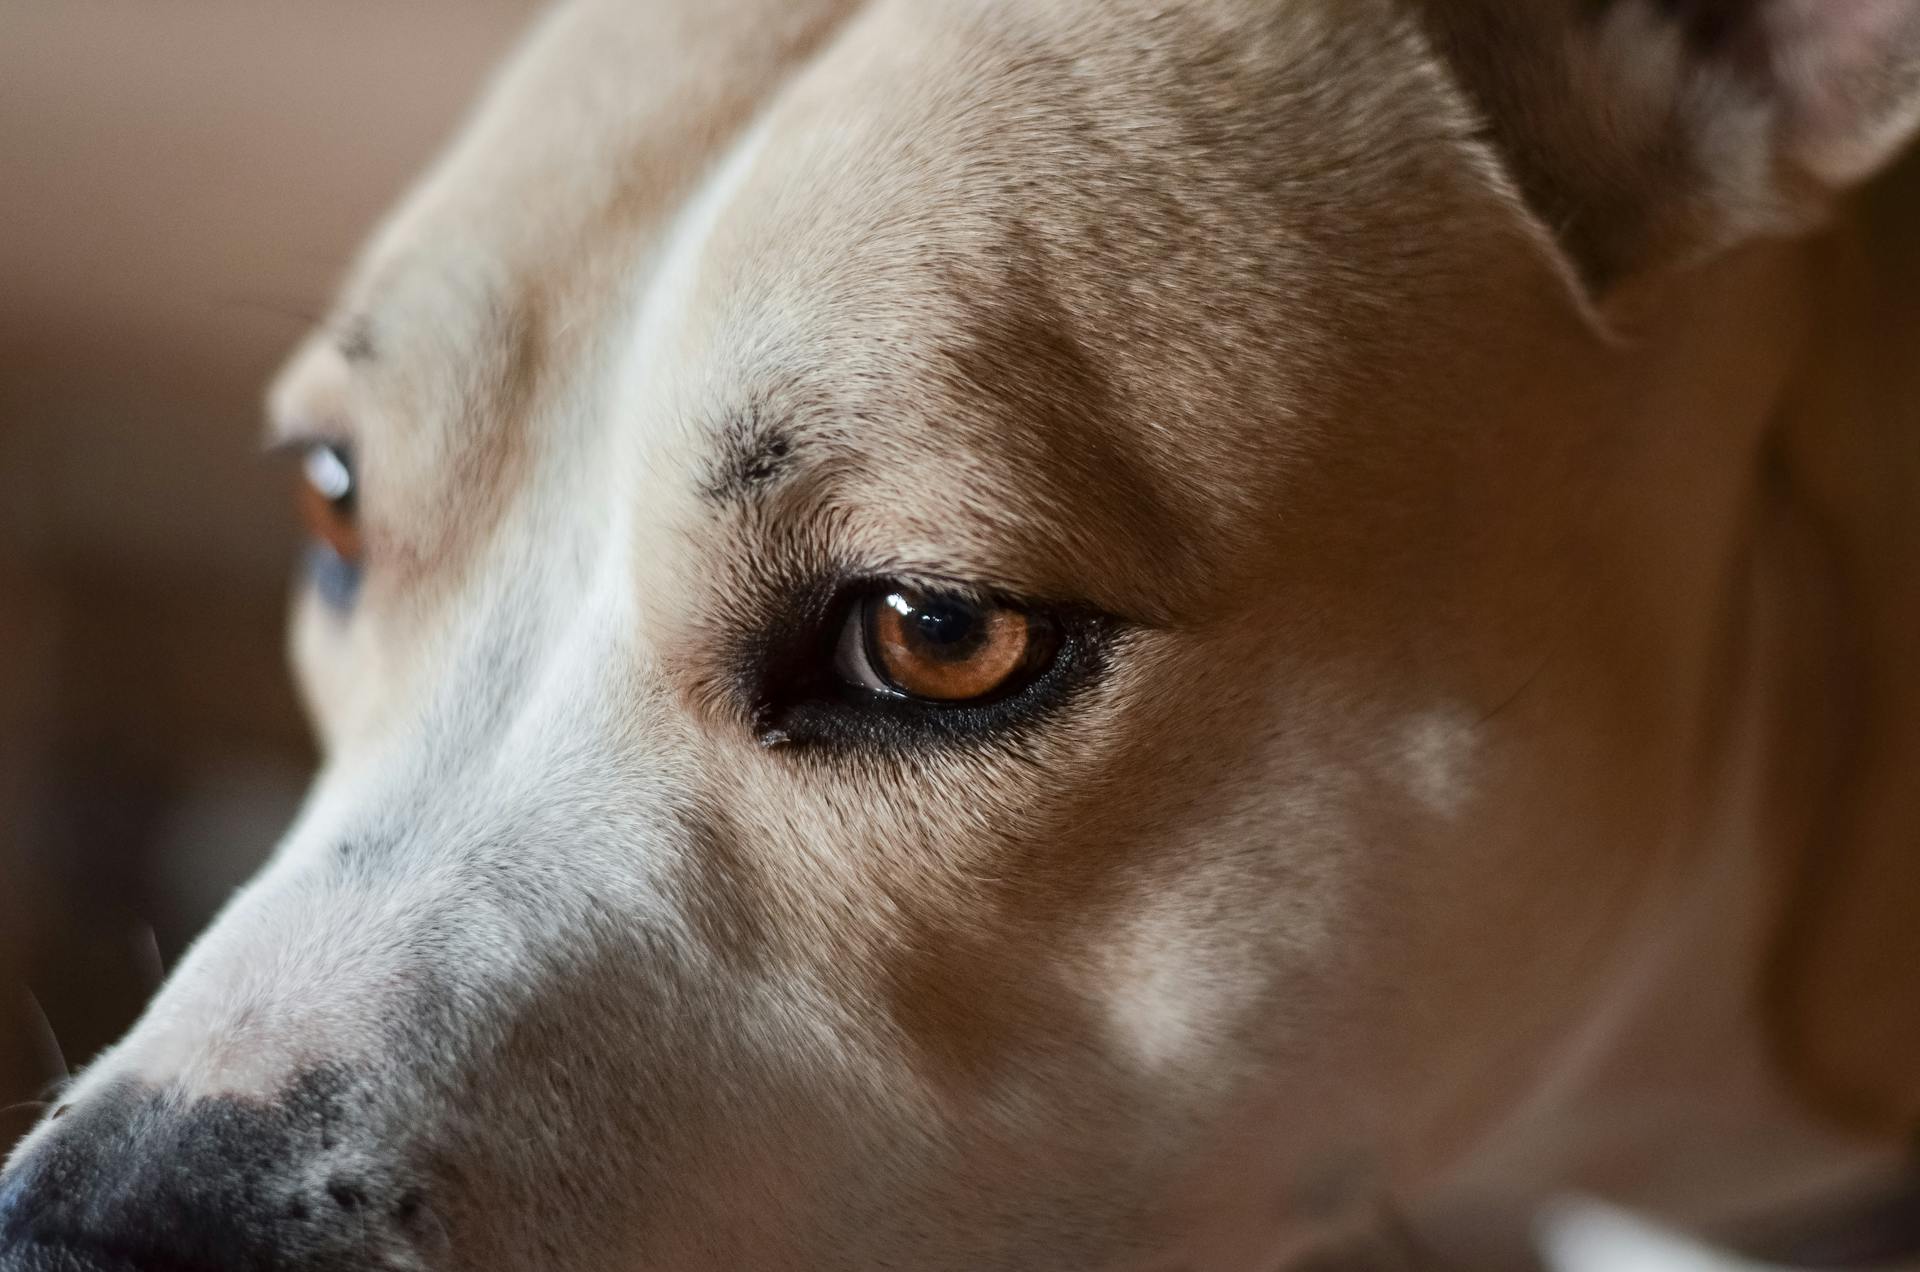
[0,2,540,1155]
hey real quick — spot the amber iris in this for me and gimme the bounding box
[863,590,1047,702]
[296,442,362,564]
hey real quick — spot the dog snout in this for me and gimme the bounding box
[0,1071,438,1272]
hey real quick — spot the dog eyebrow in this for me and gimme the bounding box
[700,403,801,507]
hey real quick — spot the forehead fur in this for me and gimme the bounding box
[292,0,1586,618]
[627,0,1596,619]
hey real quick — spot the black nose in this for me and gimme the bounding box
[0,1072,432,1272]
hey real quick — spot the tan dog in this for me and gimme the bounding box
[4,1,1919,1269]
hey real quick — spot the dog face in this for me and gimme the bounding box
[5,1,1919,1269]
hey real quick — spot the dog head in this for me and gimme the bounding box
[6,2,1919,1268]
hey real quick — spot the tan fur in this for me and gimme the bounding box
[6,1,1920,1268]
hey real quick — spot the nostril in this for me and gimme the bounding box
[48,1105,70,1121]
[325,1177,369,1213]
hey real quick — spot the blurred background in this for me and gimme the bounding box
[0,1,541,1155]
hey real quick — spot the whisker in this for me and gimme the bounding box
[22,989,70,1085]
[1476,650,1554,728]
[133,920,167,991]
[0,1099,49,1120]
[209,292,329,331]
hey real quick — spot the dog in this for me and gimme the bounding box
[4,0,1919,1268]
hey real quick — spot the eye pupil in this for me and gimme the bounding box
[905,598,983,658]
[857,588,1050,703]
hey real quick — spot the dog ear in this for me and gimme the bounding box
[1418,0,1920,288]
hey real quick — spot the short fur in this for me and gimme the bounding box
[4,1,1919,1269]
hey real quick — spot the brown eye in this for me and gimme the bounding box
[296,442,362,564]
[835,588,1056,703]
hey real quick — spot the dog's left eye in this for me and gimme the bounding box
[833,589,1058,703]
[751,581,1106,749]
[296,442,360,561]
[293,441,364,607]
